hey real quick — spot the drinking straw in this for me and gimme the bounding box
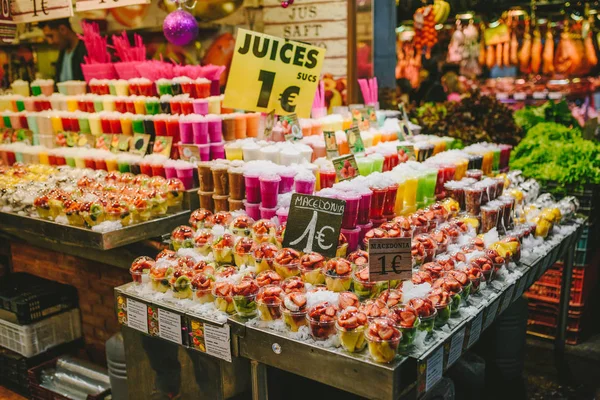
[111,32,146,62]
[79,22,111,64]
[312,80,324,110]
[358,79,370,104]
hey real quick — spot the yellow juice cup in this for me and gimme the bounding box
[89,115,102,135]
[114,80,129,96]
[66,98,78,112]
[121,118,133,135]
[455,159,468,180]
[106,158,118,171]
[103,97,115,112]
[39,151,50,165]
[134,99,146,115]
[403,176,418,209]
[75,157,86,169]
[372,131,382,146]
[394,180,406,215]
[315,170,321,191]
[482,151,493,175]
[208,97,221,114]
[342,118,353,130]
[51,116,63,133]
[433,141,446,155]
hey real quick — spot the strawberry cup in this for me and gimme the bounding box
[353,267,378,300]
[191,273,215,304]
[348,250,369,269]
[190,209,214,230]
[254,243,278,273]
[389,305,420,353]
[281,291,307,331]
[360,300,391,322]
[413,234,438,263]
[192,229,213,256]
[273,248,302,279]
[232,280,260,318]
[299,252,326,285]
[433,276,464,315]
[171,225,195,251]
[256,270,282,288]
[212,233,235,264]
[428,288,452,327]
[324,258,353,292]
[447,269,472,302]
[130,256,155,285]
[281,276,305,294]
[234,237,257,267]
[471,256,495,284]
[306,302,338,340]
[338,291,360,310]
[336,306,368,353]
[230,215,255,238]
[252,219,276,244]
[365,318,401,363]
[466,266,483,295]
[408,298,437,333]
[412,271,433,285]
[377,289,403,308]
[213,282,236,314]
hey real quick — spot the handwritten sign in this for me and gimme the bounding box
[332,154,358,182]
[345,126,364,153]
[223,29,326,118]
[368,237,411,282]
[153,136,172,156]
[283,194,345,258]
[11,0,73,23]
[76,0,149,12]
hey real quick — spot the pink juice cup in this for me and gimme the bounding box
[278,170,296,194]
[198,144,210,161]
[260,174,281,208]
[193,99,209,115]
[193,119,209,144]
[340,191,361,229]
[294,175,316,195]
[357,222,373,247]
[357,190,373,225]
[260,206,278,220]
[140,162,152,175]
[180,120,194,144]
[207,117,223,143]
[210,142,225,160]
[383,184,398,218]
[319,169,336,189]
[245,201,261,220]
[276,207,289,225]
[176,165,195,189]
[369,187,387,220]
[341,227,361,252]
[165,165,177,179]
[244,172,261,203]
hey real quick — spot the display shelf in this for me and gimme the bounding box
[0,210,190,250]
[183,188,199,212]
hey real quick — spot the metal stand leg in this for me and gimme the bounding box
[554,241,575,383]
[251,360,268,400]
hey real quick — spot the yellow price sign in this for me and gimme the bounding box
[223,28,326,118]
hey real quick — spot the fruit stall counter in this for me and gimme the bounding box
[113,219,584,400]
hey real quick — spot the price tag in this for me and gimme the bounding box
[279,113,302,141]
[126,298,148,334]
[345,126,364,153]
[157,308,183,345]
[179,144,200,162]
[13,129,33,144]
[0,0,15,44]
[223,29,326,118]
[425,346,444,392]
[153,136,173,156]
[467,312,483,348]
[130,133,150,155]
[516,276,527,299]
[204,323,232,362]
[368,237,411,282]
[11,0,73,22]
[95,134,111,151]
[447,327,466,368]
[500,285,515,314]
[323,131,339,159]
[532,92,547,100]
[76,0,149,12]
[332,154,358,182]
[110,134,120,153]
[483,298,501,331]
[263,110,275,139]
[283,194,345,258]
[77,134,95,148]
[397,144,415,162]
[117,134,131,152]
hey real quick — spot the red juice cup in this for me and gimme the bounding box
[340,191,361,229]
[154,118,167,136]
[170,99,182,115]
[55,155,66,165]
[464,186,483,216]
[95,158,107,171]
[181,100,194,115]
[84,158,96,169]
[140,162,152,175]
[180,120,194,144]
[357,190,372,225]
[195,79,211,98]
[383,153,393,172]
[435,168,445,199]
[78,99,87,112]
[166,118,180,142]
[138,81,154,97]
[245,172,261,203]
[369,187,387,220]
[319,169,336,189]
[383,184,398,217]
[278,170,296,194]
[259,174,281,208]
[115,99,127,113]
[341,227,361,252]
[48,154,57,165]
[151,164,166,177]
[128,82,140,95]
[110,118,122,134]
[61,116,72,132]
[125,100,136,114]
[101,117,111,134]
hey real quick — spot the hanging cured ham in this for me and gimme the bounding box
[542,24,554,75]
[530,26,543,74]
[519,21,532,74]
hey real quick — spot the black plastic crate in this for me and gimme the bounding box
[0,273,78,324]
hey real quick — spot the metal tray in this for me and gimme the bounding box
[0,210,190,250]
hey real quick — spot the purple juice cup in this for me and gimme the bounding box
[294,175,316,195]
[210,142,225,160]
[207,117,223,143]
[180,120,194,144]
[198,144,210,161]
[260,206,278,220]
[165,165,178,179]
[244,172,261,203]
[245,201,261,220]
[276,207,289,225]
[339,191,361,229]
[259,174,281,208]
[192,99,209,115]
[193,119,209,144]
[176,165,195,189]
[278,170,297,194]
[357,190,373,225]
[357,222,373,248]
[341,227,361,252]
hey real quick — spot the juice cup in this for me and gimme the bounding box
[102,96,115,112]
[357,190,372,225]
[151,163,165,177]
[356,156,373,176]
[199,191,215,211]
[193,118,209,144]
[181,99,194,115]
[244,172,261,203]
[146,99,160,115]
[383,184,398,218]
[294,175,316,194]
[260,206,277,220]
[199,144,210,161]
[192,99,209,115]
[39,151,49,165]
[165,164,177,179]
[95,158,107,171]
[225,142,243,161]
[415,173,427,208]
[211,164,230,195]
[259,175,281,208]
[340,191,360,229]
[424,171,438,206]
[170,99,181,115]
[138,80,154,97]
[246,113,260,137]
[118,160,130,173]
[180,120,194,144]
[110,118,122,134]
[198,162,214,192]
[319,169,336,189]
[210,142,225,160]
[394,180,406,215]
[176,165,195,189]
[341,227,360,252]
[121,116,133,135]
[222,116,236,141]
[51,115,63,133]
[369,187,386,220]
[369,153,384,173]
[234,114,247,139]
[207,117,223,142]
[132,117,145,134]
[245,201,260,220]
[166,117,180,142]
[278,170,296,194]
[154,118,167,136]
[195,79,211,98]
[134,98,146,115]
[228,167,245,200]
[78,116,91,134]
[157,79,173,96]
[465,186,483,216]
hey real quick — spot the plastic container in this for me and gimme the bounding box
[176,165,195,189]
[357,190,373,225]
[341,227,361,252]
[213,194,229,212]
[339,192,360,229]
[260,206,277,220]
[245,201,261,220]
[210,142,225,160]
[294,174,316,195]
[199,191,215,211]
[244,172,261,204]
[278,170,296,194]
[464,186,483,216]
[369,187,387,220]
[228,167,245,200]
[259,175,281,208]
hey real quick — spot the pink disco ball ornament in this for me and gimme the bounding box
[163,9,199,46]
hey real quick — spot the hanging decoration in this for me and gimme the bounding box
[163,0,199,47]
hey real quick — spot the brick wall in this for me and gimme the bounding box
[10,242,130,364]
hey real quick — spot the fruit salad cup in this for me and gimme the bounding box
[252,219,276,243]
[65,200,84,227]
[189,208,213,230]
[324,258,353,292]
[106,201,132,226]
[281,291,308,331]
[150,262,175,293]
[347,250,369,269]
[191,273,215,304]
[192,260,216,275]
[299,252,326,285]
[377,289,403,308]
[353,267,378,300]
[466,266,483,295]
[411,242,426,267]
[256,285,284,321]
[171,225,195,251]
[130,256,155,285]
[212,233,235,264]
[306,302,338,340]
[213,282,236,314]
[448,269,471,302]
[132,197,152,223]
[234,237,257,267]
[359,300,391,322]
[421,262,444,280]
[389,305,420,352]
[363,228,389,249]
[336,233,349,258]
[232,279,260,317]
[408,298,437,333]
[250,242,275,273]
[156,249,177,261]
[365,318,401,363]
[166,178,185,208]
[34,195,51,219]
[430,229,449,254]
[229,215,255,238]
[336,306,368,353]
[435,255,456,271]
[470,256,495,284]
[280,276,305,294]
[193,230,213,256]
[256,270,282,288]
[215,265,237,280]
[412,270,433,285]
[170,267,195,299]
[338,291,360,310]
[206,211,233,228]
[413,234,438,263]
[148,190,168,216]
[273,248,301,279]
[428,288,452,327]
[274,224,285,249]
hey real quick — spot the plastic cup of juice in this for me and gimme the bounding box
[319,169,336,189]
[356,156,373,176]
[369,153,384,173]
[89,115,101,135]
[259,174,281,208]
[394,179,406,216]
[424,171,438,206]
[228,167,245,200]
[225,142,243,161]
[294,174,316,195]
[403,175,418,211]
[176,164,195,189]
[278,169,296,194]
[339,191,360,229]
[210,142,226,160]
[244,172,261,203]
[193,118,209,144]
